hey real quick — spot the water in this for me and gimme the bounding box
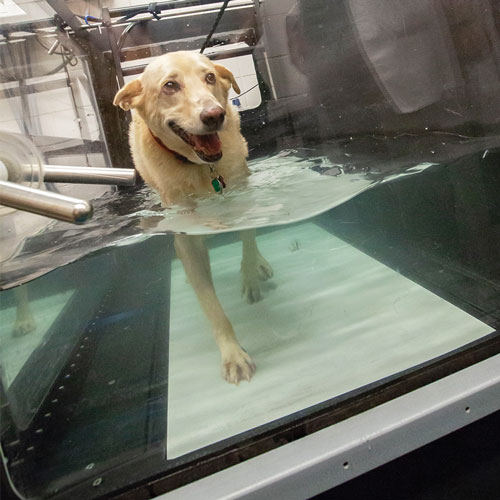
[2,147,380,289]
[0,145,499,499]
[3,134,491,291]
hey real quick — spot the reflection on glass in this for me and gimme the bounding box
[0,285,74,388]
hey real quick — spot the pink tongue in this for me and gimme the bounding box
[192,133,221,155]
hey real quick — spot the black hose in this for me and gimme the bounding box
[117,20,144,50]
[200,0,231,54]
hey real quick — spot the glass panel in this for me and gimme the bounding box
[1,1,499,498]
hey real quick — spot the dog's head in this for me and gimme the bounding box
[113,51,240,163]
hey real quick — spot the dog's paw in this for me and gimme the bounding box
[12,317,36,338]
[241,276,262,304]
[222,347,256,384]
[241,255,273,304]
[256,255,273,282]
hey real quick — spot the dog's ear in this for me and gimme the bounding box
[113,79,144,110]
[214,64,241,95]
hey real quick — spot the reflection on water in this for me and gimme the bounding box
[4,134,493,291]
[2,147,378,289]
[125,150,376,234]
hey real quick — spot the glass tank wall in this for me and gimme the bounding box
[1,1,499,499]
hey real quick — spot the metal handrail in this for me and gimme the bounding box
[0,165,136,224]
[0,181,93,224]
[43,165,136,185]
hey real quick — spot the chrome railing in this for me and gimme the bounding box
[0,133,136,224]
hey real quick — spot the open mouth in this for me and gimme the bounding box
[169,122,222,162]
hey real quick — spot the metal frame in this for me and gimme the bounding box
[120,28,256,77]
[43,0,259,170]
[158,353,500,500]
[0,0,260,170]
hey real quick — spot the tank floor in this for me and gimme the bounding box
[166,222,493,457]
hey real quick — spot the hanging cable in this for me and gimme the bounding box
[116,3,161,51]
[200,0,231,54]
[117,21,141,50]
[234,83,259,99]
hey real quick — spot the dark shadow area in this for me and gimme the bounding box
[314,410,500,500]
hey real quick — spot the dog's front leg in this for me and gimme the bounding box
[174,234,256,384]
[240,229,273,303]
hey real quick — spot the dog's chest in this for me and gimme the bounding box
[147,158,235,204]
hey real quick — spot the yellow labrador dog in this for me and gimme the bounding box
[114,51,272,384]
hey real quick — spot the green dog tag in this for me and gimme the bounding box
[211,178,221,192]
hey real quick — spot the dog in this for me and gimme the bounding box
[114,51,273,384]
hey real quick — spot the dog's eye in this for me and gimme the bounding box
[163,81,180,94]
[205,72,216,85]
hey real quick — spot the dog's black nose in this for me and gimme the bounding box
[200,106,225,130]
